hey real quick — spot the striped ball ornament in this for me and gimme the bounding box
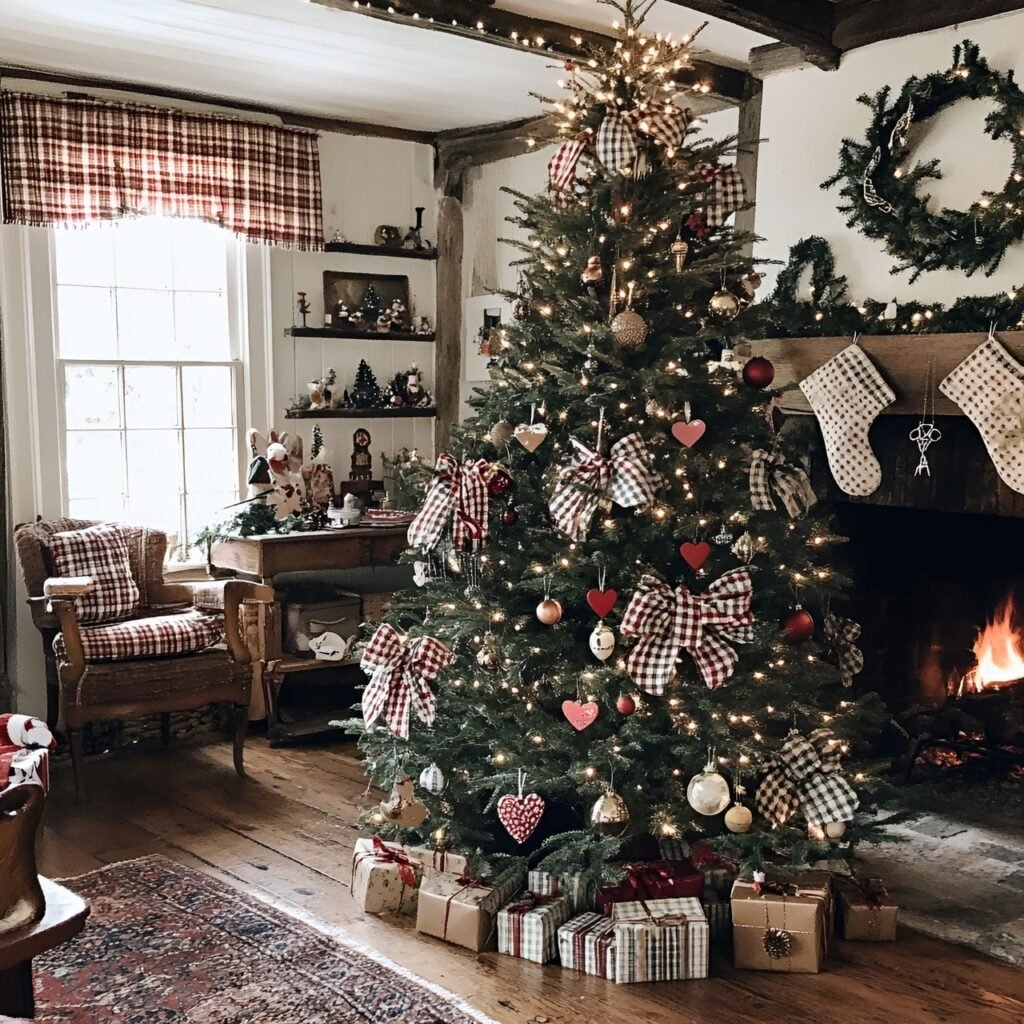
[418,763,446,794]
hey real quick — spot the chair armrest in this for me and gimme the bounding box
[219,580,275,665]
[43,576,95,598]
[49,598,86,684]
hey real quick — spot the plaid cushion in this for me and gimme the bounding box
[53,608,224,663]
[48,524,141,624]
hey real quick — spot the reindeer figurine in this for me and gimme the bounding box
[247,428,305,519]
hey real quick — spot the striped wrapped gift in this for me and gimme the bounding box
[527,870,593,914]
[558,912,616,978]
[497,892,571,964]
[610,897,709,983]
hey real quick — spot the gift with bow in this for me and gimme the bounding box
[621,570,754,692]
[595,860,704,915]
[756,728,860,828]
[609,896,709,982]
[360,623,455,739]
[407,453,489,552]
[548,433,660,540]
[350,835,424,915]
[824,612,864,688]
[497,889,571,963]
[749,448,817,519]
[694,161,746,228]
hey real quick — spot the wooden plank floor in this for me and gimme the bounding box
[38,737,1024,1024]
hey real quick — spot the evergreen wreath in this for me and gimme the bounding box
[823,41,1024,282]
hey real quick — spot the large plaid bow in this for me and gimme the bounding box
[548,137,588,193]
[633,104,689,149]
[749,449,817,519]
[407,454,489,551]
[621,570,754,693]
[824,613,864,688]
[548,433,659,540]
[756,728,860,828]
[593,105,689,177]
[361,624,455,740]
[695,162,746,228]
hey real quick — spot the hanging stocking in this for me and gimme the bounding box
[940,330,1024,495]
[798,338,894,497]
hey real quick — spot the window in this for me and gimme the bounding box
[53,218,243,560]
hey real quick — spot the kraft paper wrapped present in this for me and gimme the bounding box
[415,868,523,952]
[557,912,617,978]
[836,877,898,941]
[596,860,704,914]
[404,845,469,876]
[527,869,593,914]
[610,897,709,983]
[497,891,571,963]
[731,873,832,973]
[351,836,423,915]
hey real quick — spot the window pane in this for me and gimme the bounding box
[124,366,179,428]
[184,428,237,494]
[184,490,239,549]
[126,489,182,538]
[56,286,116,359]
[172,221,228,292]
[66,430,124,501]
[116,289,174,360]
[173,292,230,359]
[182,366,233,427]
[69,496,127,522]
[65,365,120,429]
[114,221,173,290]
[54,226,115,287]
[126,430,182,505]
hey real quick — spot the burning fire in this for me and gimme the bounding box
[960,596,1024,694]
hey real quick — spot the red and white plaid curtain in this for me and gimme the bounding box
[0,91,323,250]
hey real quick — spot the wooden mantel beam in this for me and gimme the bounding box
[309,0,753,105]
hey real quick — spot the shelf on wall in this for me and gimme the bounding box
[285,327,435,342]
[325,241,438,261]
[285,406,437,420]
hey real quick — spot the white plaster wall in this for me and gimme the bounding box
[754,10,1024,305]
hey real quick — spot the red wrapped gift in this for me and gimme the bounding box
[596,860,704,915]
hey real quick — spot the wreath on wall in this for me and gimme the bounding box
[822,41,1024,282]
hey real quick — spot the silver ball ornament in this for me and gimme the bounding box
[686,757,731,816]
[418,763,446,794]
[590,787,630,836]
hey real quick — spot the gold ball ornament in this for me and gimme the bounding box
[708,288,741,320]
[611,309,648,349]
[724,803,753,834]
[536,598,563,625]
[590,787,630,837]
[488,420,515,447]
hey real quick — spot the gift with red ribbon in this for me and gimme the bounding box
[350,836,424,915]
[609,897,709,983]
[558,912,617,977]
[595,859,704,915]
[497,890,571,963]
[360,623,455,740]
[527,869,593,914]
[404,844,469,876]
[407,453,490,552]
[415,867,523,952]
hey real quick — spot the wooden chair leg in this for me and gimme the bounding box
[68,728,85,804]
[232,704,248,777]
[160,712,172,747]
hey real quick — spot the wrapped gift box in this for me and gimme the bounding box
[497,891,571,963]
[731,873,832,973]
[558,912,616,978]
[609,897,709,983]
[596,859,704,914]
[527,869,593,914]
[351,837,423,915]
[0,746,50,793]
[416,869,522,951]
[404,845,469,876]
[836,877,898,941]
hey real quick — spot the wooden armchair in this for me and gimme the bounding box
[14,518,272,798]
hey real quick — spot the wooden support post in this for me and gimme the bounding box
[435,195,464,451]
[734,81,762,256]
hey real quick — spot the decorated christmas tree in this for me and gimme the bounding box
[346,0,887,881]
[351,359,383,408]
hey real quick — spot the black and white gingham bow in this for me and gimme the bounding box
[824,613,864,688]
[595,110,639,174]
[548,434,659,540]
[361,624,455,740]
[634,104,689,149]
[756,728,860,827]
[695,162,746,228]
[621,570,754,693]
[749,449,817,519]
[407,454,489,551]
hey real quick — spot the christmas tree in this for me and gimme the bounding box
[347,0,887,880]
[351,359,383,408]
[360,282,384,323]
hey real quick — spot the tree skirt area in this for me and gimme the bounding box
[35,855,495,1024]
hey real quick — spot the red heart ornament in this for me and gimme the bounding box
[680,541,711,570]
[497,792,546,844]
[562,699,599,731]
[672,420,706,447]
[586,588,618,618]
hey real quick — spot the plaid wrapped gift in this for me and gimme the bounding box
[404,845,468,876]
[596,860,704,914]
[416,868,523,951]
[558,912,616,978]
[658,837,689,862]
[497,891,571,964]
[610,897,709,983]
[527,869,593,914]
[351,836,423,916]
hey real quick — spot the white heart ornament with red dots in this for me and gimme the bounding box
[497,775,545,844]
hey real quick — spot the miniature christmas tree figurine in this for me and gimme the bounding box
[359,283,384,325]
[350,359,383,408]
[310,424,325,462]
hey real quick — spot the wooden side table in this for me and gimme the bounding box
[0,877,89,1018]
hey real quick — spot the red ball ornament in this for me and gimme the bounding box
[486,468,514,498]
[783,607,815,643]
[616,693,637,716]
[742,356,775,390]
[501,505,519,526]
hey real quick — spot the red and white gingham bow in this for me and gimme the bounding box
[548,433,659,540]
[407,454,489,551]
[694,162,746,228]
[621,570,754,692]
[361,624,455,739]
[548,138,588,192]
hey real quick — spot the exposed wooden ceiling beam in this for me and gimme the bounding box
[310,0,754,105]
[664,0,839,70]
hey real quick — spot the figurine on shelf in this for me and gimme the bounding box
[305,424,335,509]
[405,362,431,406]
[330,227,347,244]
[404,207,431,251]
[389,298,408,332]
[339,491,363,526]
[388,379,406,408]
[307,368,336,409]
[375,311,392,334]
[351,428,373,481]
[247,428,304,519]
[350,360,383,408]
[333,300,350,327]
[360,283,384,326]
[414,315,433,336]
[340,388,352,408]
[296,292,311,329]
[349,309,365,331]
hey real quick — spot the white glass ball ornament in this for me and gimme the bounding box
[724,803,753,834]
[589,622,616,661]
[418,763,446,794]
[686,751,732,816]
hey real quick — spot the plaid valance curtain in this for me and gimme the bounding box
[0,91,323,250]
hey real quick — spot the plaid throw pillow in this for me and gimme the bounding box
[48,523,141,624]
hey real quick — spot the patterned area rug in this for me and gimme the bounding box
[35,855,494,1024]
